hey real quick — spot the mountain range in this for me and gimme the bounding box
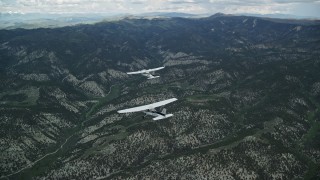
[0,13,319,179]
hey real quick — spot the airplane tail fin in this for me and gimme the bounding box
[161,108,167,115]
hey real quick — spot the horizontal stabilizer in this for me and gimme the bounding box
[148,76,160,79]
[153,114,173,121]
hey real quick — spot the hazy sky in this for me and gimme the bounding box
[1,0,320,18]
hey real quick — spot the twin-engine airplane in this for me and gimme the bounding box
[117,98,177,120]
[126,66,165,79]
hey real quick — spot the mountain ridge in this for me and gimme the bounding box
[1,12,320,30]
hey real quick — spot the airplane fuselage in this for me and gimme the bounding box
[143,109,164,118]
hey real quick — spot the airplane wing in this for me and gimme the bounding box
[117,98,177,113]
[144,66,165,73]
[126,66,165,74]
[126,70,145,75]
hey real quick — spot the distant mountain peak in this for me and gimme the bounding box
[213,12,226,16]
[209,13,234,18]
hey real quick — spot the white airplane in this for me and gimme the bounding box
[126,66,165,79]
[117,98,177,120]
